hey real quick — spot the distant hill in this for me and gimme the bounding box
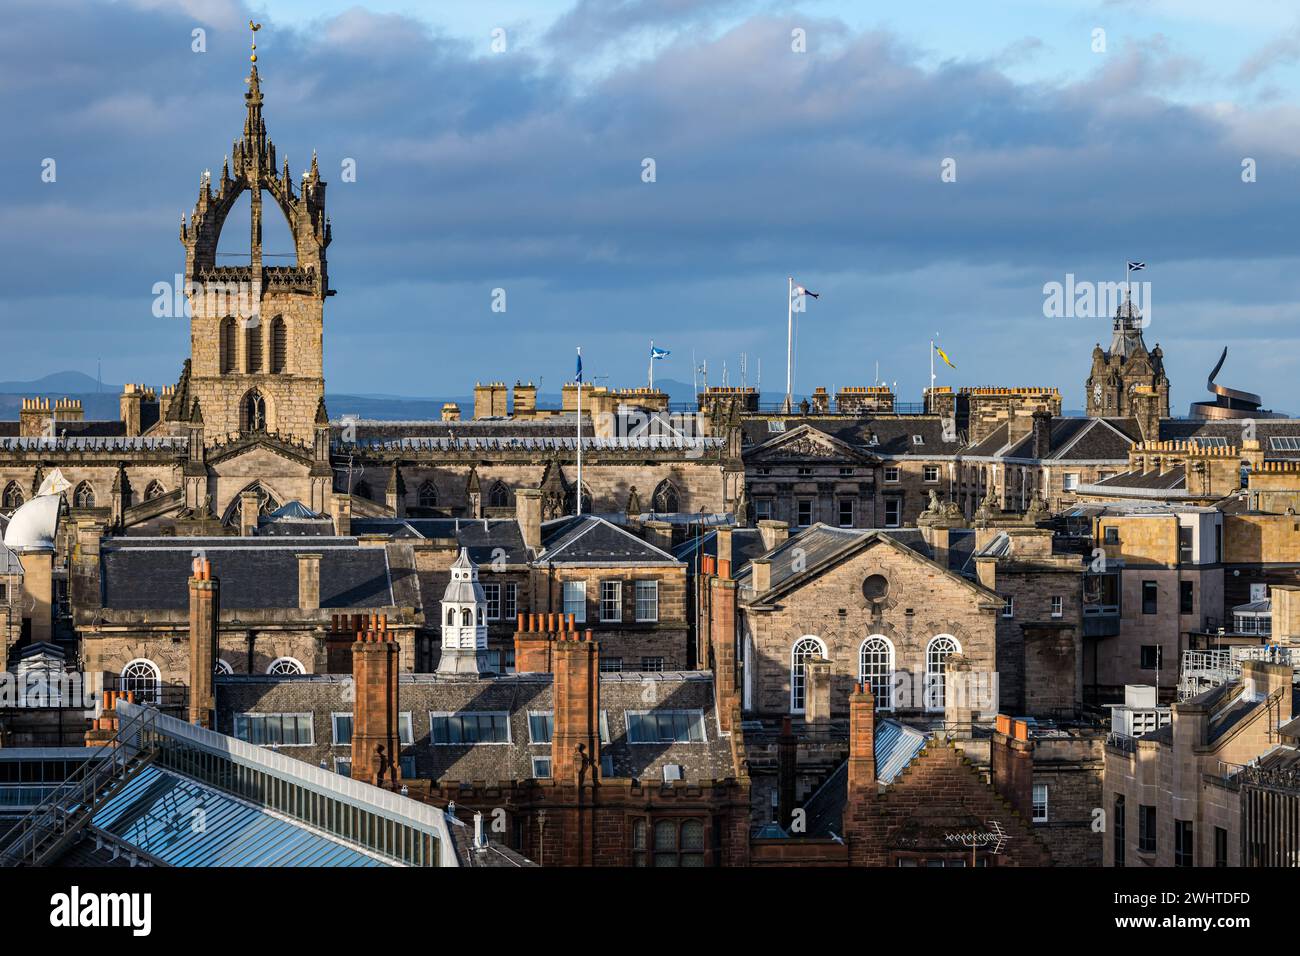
[0,371,119,394]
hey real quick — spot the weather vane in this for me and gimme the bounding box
[249,20,262,63]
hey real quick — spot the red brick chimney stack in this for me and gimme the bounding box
[551,628,601,785]
[991,714,1034,821]
[708,571,740,734]
[351,613,401,789]
[187,556,220,729]
[847,682,876,793]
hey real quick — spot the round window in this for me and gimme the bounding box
[862,574,889,602]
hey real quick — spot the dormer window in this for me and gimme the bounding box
[912,435,924,446]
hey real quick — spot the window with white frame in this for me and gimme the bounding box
[502,582,518,619]
[600,580,622,622]
[884,466,900,482]
[398,712,413,746]
[429,711,511,744]
[532,756,553,779]
[331,713,353,745]
[641,656,665,672]
[562,580,587,623]
[119,658,161,705]
[528,711,554,744]
[1063,473,1079,491]
[1051,595,1063,618]
[483,582,502,620]
[233,713,314,746]
[790,636,825,713]
[884,499,901,528]
[599,657,623,673]
[755,498,773,521]
[266,657,306,675]
[635,580,659,622]
[1032,783,1049,822]
[859,636,895,710]
[925,635,960,711]
[334,756,352,777]
[625,709,706,744]
[1002,596,1014,618]
[923,465,939,482]
[838,498,854,527]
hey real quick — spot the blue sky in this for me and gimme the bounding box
[5,0,1300,411]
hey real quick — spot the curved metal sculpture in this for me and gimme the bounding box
[1189,347,1266,420]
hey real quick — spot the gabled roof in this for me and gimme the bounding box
[351,518,532,564]
[734,523,999,605]
[536,515,679,566]
[743,423,877,464]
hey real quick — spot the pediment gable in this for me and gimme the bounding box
[207,436,315,474]
[745,425,875,464]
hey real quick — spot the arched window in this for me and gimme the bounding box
[790,636,826,714]
[2,481,22,511]
[72,481,96,509]
[418,481,438,509]
[461,608,472,626]
[144,480,165,501]
[925,635,961,712]
[446,608,455,626]
[245,319,262,373]
[859,636,895,710]
[488,481,509,509]
[269,316,287,374]
[241,390,267,432]
[477,607,485,625]
[120,659,161,705]
[266,657,306,676]
[220,317,237,373]
[652,479,679,513]
[215,659,234,675]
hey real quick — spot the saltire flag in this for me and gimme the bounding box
[794,284,820,299]
[651,346,670,360]
[575,347,583,384]
[1127,261,1145,272]
[935,344,956,369]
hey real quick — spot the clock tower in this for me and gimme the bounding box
[1085,293,1169,436]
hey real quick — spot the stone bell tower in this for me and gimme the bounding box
[176,23,332,447]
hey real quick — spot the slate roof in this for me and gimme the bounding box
[351,518,533,565]
[215,670,738,786]
[1084,466,1187,493]
[673,527,768,574]
[0,540,21,575]
[1161,418,1300,458]
[537,515,679,566]
[100,538,395,610]
[999,417,1137,461]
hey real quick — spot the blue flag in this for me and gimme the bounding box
[575,348,583,383]
[651,346,670,360]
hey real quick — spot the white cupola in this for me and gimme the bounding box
[436,548,491,674]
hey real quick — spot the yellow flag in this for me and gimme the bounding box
[935,345,956,369]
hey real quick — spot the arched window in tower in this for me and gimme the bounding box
[790,636,826,714]
[925,635,961,711]
[488,481,509,509]
[461,608,472,626]
[245,319,262,373]
[220,317,237,373]
[144,480,165,501]
[269,316,287,373]
[241,390,267,432]
[418,481,438,509]
[2,481,23,511]
[446,607,455,626]
[72,482,96,509]
[652,479,679,514]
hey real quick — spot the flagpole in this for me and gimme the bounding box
[785,276,794,413]
[930,337,935,395]
[649,340,654,391]
[576,347,583,517]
